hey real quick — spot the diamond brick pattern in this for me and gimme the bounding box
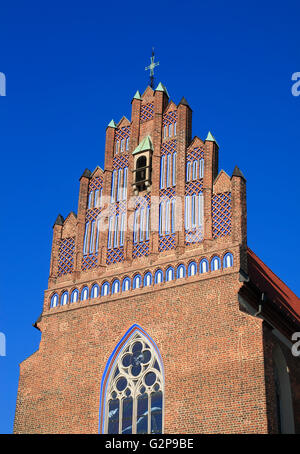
[132,240,150,259]
[106,247,125,265]
[113,154,129,170]
[161,139,176,156]
[185,180,203,196]
[212,192,232,238]
[82,253,98,271]
[58,237,75,276]
[159,233,175,252]
[89,176,103,192]
[185,228,203,245]
[186,146,204,162]
[140,102,154,122]
[163,110,177,126]
[86,207,102,222]
[134,194,150,209]
[115,126,130,141]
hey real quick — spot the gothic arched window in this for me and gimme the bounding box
[91,284,99,299]
[223,252,233,269]
[61,291,68,306]
[122,277,131,292]
[144,272,152,287]
[101,281,110,297]
[112,279,120,294]
[50,293,59,308]
[99,325,164,434]
[154,269,164,284]
[188,261,197,276]
[133,274,142,290]
[176,264,186,279]
[70,289,79,303]
[199,258,209,274]
[211,256,221,271]
[81,286,89,301]
[166,266,174,282]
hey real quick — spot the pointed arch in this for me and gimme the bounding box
[99,325,164,434]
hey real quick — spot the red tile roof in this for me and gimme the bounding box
[247,247,300,322]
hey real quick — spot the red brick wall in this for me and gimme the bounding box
[14,271,271,434]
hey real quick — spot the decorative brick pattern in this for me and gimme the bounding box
[106,247,124,265]
[115,126,130,142]
[112,153,129,170]
[163,110,177,126]
[212,192,232,238]
[159,187,175,200]
[57,237,75,276]
[185,228,203,245]
[140,102,154,122]
[161,139,176,156]
[82,253,98,271]
[185,180,203,195]
[85,207,101,222]
[159,233,175,252]
[89,176,103,192]
[132,240,150,259]
[186,146,204,162]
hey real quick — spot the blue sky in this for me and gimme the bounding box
[0,0,299,434]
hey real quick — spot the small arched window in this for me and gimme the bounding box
[176,264,186,279]
[100,325,164,434]
[101,282,110,297]
[188,261,197,276]
[61,291,68,306]
[112,279,120,294]
[50,293,59,308]
[144,272,152,287]
[133,274,142,290]
[81,286,89,301]
[122,277,131,292]
[211,256,221,271]
[223,252,233,269]
[166,267,174,282]
[91,284,100,299]
[70,289,79,303]
[199,259,209,274]
[154,269,164,284]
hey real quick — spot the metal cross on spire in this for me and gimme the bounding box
[145,48,159,89]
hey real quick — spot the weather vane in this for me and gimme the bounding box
[145,48,159,89]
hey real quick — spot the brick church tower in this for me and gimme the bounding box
[14,82,300,434]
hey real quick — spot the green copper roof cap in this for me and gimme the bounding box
[133,90,142,100]
[107,119,117,128]
[155,82,169,97]
[132,135,153,155]
[205,131,219,146]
